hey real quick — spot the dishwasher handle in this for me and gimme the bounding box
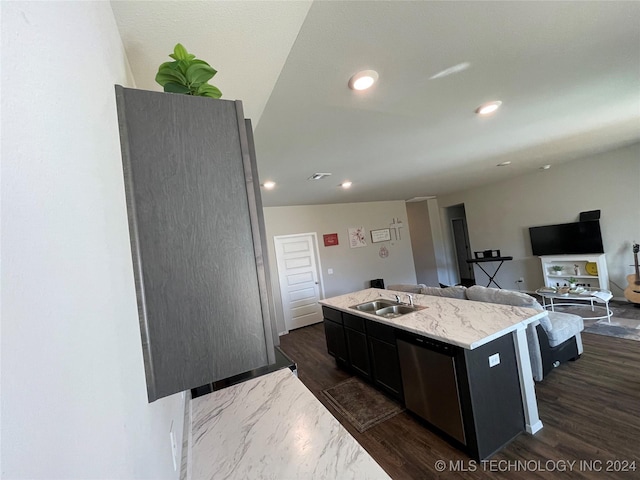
[397,332,457,356]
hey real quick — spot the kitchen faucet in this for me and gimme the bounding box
[394,294,414,306]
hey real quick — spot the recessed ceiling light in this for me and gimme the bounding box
[340,181,352,189]
[540,164,551,170]
[262,181,276,189]
[497,161,511,166]
[348,70,379,91]
[476,101,502,116]
[429,62,470,80]
[308,173,332,180]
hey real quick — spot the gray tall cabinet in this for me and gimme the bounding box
[115,86,276,402]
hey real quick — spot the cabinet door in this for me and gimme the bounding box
[345,327,371,379]
[369,337,403,400]
[324,319,348,364]
[115,87,273,402]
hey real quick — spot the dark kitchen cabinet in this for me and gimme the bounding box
[323,306,348,364]
[366,319,402,400]
[343,312,371,379]
[115,86,276,402]
[324,319,348,364]
[368,337,403,400]
[345,328,371,380]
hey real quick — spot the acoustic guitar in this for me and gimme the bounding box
[624,243,640,305]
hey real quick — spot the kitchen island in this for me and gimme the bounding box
[320,288,546,460]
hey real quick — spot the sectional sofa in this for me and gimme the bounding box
[387,284,584,381]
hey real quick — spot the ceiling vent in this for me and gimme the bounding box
[308,172,332,180]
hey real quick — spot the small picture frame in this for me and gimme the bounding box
[348,227,367,248]
[370,228,391,243]
[323,233,339,247]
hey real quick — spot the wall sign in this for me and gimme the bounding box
[370,228,391,243]
[389,218,404,240]
[323,233,339,247]
[348,227,367,248]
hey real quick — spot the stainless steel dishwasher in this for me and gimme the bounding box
[397,335,466,445]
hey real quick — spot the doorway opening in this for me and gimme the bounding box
[447,204,475,287]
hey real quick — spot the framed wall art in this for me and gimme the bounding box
[323,233,339,247]
[348,227,367,248]
[370,228,391,243]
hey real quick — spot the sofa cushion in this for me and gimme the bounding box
[387,284,426,294]
[466,285,544,310]
[544,312,584,348]
[421,285,468,299]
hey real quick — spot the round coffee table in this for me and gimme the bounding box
[535,287,613,322]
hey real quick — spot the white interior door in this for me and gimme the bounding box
[274,233,324,331]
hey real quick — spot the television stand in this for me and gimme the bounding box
[538,254,609,292]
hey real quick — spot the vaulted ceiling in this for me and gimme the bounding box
[112,1,640,207]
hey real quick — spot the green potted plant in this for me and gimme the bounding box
[567,277,578,288]
[551,265,563,275]
[155,44,222,98]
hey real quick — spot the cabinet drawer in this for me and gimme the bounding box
[366,320,397,343]
[322,306,342,324]
[343,312,366,332]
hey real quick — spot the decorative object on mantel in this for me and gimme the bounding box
[574,264,581,275]
[348,227,367,248]
[155,43,222,98]
[551,265,564,275]
[567,277,578,288]
[379,246,389,258]
[389,218,404,240]
[370,228,391,243]
[323,233,339,247]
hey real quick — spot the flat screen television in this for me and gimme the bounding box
[529,220,604,256]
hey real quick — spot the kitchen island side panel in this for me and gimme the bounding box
[462,333,525,459]
[116,87,269,401]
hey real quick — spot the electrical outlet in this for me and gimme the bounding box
[488,353,500,368]
[328,268,334,275]
[169,426,178,471]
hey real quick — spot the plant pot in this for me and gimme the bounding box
[569,283,577,289]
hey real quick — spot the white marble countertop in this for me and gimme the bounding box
[188,368,390,480]
[320,288,546,350]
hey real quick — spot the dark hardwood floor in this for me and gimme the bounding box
[279,324,640,479]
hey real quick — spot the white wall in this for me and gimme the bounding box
[427,198,451,286]
[406,201,439,286]
[264,201,417,333]
[436,143,640,297]
[1,3,183,478]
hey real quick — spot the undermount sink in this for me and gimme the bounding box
[375,305,419,318]
[351,299,426,319]
[352,300,399,312]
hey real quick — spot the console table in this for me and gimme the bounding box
[466,256,513,288]
[535,287,613,322]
